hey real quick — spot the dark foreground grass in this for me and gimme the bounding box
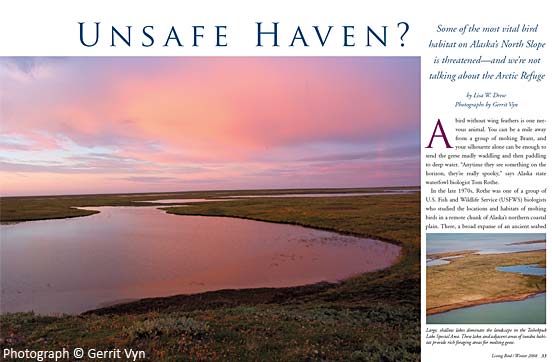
[0,189,420,361]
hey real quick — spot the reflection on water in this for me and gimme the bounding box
[496,264,546,276]
[426,259,450,267]
[427,293,546,324]
[426,255,466,267]
[0,207,400,315]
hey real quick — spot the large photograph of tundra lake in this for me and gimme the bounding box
[0,57,420,361]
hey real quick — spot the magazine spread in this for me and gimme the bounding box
[0,1,549,361]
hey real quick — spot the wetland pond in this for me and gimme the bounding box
[1,206,400,315]
[426,293,546,324]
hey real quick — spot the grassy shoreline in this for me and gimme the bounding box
[1,188,421,361]
[0,186,418,223]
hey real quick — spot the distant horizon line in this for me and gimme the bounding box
[1,185,421,198]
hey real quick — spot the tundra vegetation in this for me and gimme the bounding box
[1,188,420,361]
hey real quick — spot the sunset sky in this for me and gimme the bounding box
[0,57,420,196]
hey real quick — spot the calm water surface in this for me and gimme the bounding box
[496,264,546,276]
[427,293,546,324]
[1,206,400,314]
[426,259,450,267]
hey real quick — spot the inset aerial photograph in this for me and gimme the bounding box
[427,233,546,324]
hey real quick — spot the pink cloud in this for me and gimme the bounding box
[0,57,420,195]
